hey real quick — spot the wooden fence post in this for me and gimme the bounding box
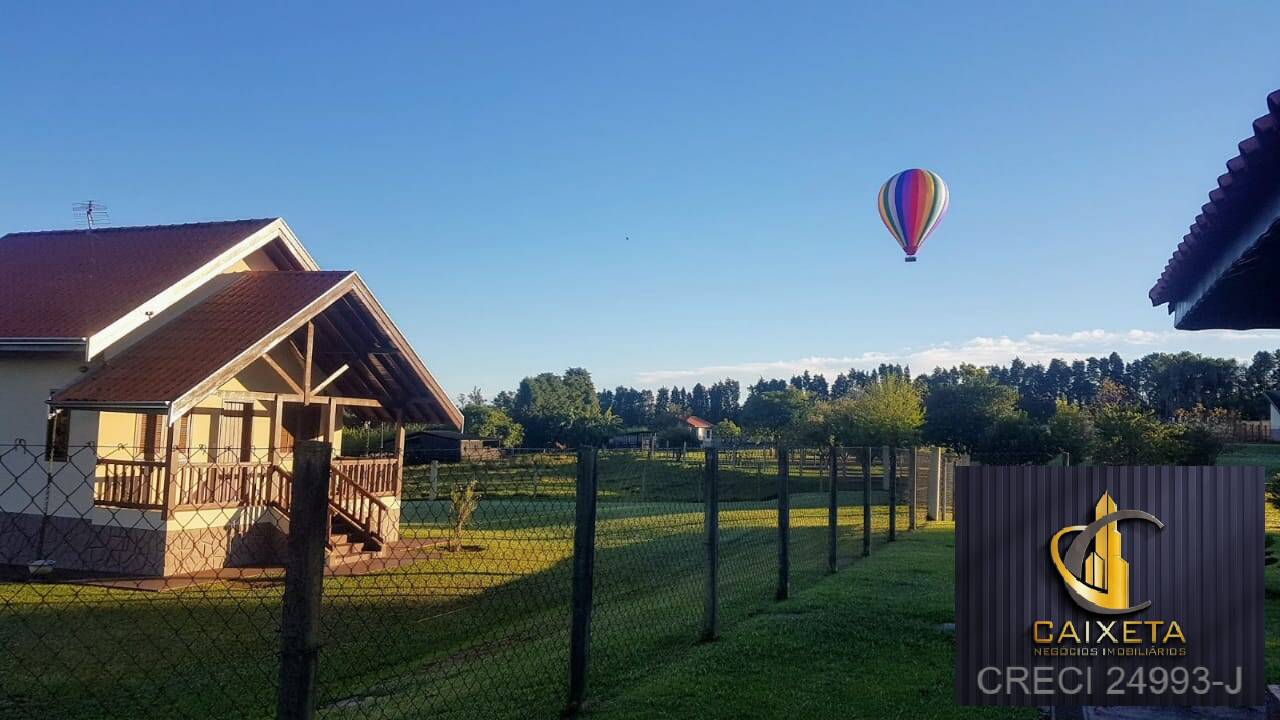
[702,446,719,641]
[776,446,790,601]
[827,444,838,574]
[888,447,897,542]
[428,460,439,501]
[861,447,872,557]
[277,441,330,720]
[908,447,918,531]
[566,447,599,715]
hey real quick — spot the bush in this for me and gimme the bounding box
[1167,424,1225,465]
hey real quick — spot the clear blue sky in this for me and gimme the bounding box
[4,2,1280,398]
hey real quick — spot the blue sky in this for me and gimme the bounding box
[4,2,1280,398]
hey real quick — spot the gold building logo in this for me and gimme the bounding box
[1050,493,1164,615]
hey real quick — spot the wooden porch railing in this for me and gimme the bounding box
[333,456,400,495]
[329,464,390,548]
[95,459,165,509]
[94,459,293,512]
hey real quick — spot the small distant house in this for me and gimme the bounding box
[1264,392,1280,442]
[682,416,714,443]
[396,430,500,464]
[608,429,657,450]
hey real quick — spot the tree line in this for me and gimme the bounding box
[445,348,1280,456]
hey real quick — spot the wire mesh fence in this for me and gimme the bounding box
[0,441,955,719]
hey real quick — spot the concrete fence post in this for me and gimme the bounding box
[776,445,790,601]
[927,447,942,521]
[277,441,331,720]
[566,447,599,714]
[702,446,720,641]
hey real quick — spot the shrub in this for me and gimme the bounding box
[1167,424,1225,465]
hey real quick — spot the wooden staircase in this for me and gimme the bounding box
[326,515,382,566]
[268,463,391,567]
[325,463,391,566]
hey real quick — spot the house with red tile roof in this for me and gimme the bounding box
[681,415,714,443]
[0,218,460,577]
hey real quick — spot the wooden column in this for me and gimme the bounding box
[269,394,283,467]
[322,400,338,448]
[161,412,178,520]
[393,409,405,494]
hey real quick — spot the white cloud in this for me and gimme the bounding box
[632,328,1280,388]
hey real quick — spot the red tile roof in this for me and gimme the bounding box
[684,415,713,428]
[1149,90,1280,306]
[0,219,276,339]
[53,271,352,404]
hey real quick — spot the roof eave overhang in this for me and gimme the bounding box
[47,399,170,413]
[0,337,86,352]
[347,274,464,431]
[1167,189,1280,330]
[83,218,319,361]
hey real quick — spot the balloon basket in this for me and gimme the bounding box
[904,256,918,263]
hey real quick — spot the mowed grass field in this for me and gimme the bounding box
[2,449,1273,720]
[0,454,914,720]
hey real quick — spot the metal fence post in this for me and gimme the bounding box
[908,447,918,531]
[827,443,838,574]
[428,459,439,500]
[888,447,898,542]
[277,441,330,720]
[776,445,790,601]
[566,447,599,715]
[861,447,872,557]
[702,446,719,642]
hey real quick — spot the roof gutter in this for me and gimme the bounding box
[0,337,86,352]
[46,399,170,413]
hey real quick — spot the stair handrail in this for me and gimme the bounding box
[328,463,389,548]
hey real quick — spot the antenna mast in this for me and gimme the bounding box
[72,201,109,230]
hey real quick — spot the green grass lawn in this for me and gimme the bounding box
[587,523,1032,720]
[1218,442,1280,476]
[3,450,1274,720]
[0,483,912,720]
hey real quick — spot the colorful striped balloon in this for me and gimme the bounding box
[877,168,949,262]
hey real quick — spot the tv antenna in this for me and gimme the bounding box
[72,201,109,229]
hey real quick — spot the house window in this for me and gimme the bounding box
[44,410,70,462]
[135,414,165,461]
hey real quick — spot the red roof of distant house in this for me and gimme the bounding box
[1149,90,1280,306]
[683,416,713,428]
[53,271,353,405]
[0,219,276,339]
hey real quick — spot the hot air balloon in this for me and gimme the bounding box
[877,168,949,262]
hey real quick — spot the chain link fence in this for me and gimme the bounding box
[0,441,954,719]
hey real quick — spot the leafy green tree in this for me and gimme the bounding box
[461,404,524,448]
[851,375,923,447]
[510,368,608,447]
[739,387,810,443]
[1048,399,1092,463]
[713,419,742,442]
[1090,406,1176,465]
[974,413,1054,464]
[922,371,1019,453]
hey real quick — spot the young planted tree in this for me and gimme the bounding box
[448,479,481,551]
